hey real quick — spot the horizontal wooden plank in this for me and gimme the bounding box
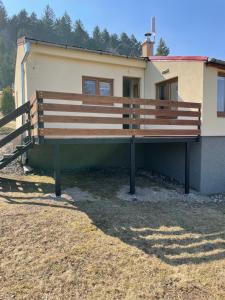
[40,103,200,117]
[134,129,200,136]
[37,91,201,109]
[39,128,200,137]
[39,128,134,136]
[83,99,113,106]
[0,102,30,128]
[41,115,200,126]
[0,122,31,147]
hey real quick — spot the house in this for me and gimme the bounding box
[12,34,225,195]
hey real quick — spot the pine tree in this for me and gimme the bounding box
[0,86,15,115]
[101,29,110,50]
[0,5,142,88]
[109,33,119,53]
[73,20,89,47]
[92,26,102,49]
[0,1,7,29]
[29,12,40,39]
[130,34,141,56]
[16,9,31,37]
[55,12,72,44]
[118,33,132,56]
[41,5,56,41]
[155,38,170,56]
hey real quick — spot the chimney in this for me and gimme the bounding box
[141,38,154,57]
[141,18,156,57]
[141,41,154,57]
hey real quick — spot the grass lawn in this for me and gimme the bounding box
[0,112,16,135]
[1,170,225,299]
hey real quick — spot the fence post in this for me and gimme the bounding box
[185,142,190,194]
[54,144,61,197]
[130,135,136,194]
[36,91,44,144]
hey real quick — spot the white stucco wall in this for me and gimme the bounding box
[15,42,225,136]
[202,65,225,136]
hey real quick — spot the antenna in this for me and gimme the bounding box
[151,16,156,41]
[144,17,156,42]
[151,16,156,34]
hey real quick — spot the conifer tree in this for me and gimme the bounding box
[155,38,170,56]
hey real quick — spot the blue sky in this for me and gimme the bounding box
[3,0,225,59]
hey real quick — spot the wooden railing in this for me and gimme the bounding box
[30,91,201,139]
[0,102,32,147]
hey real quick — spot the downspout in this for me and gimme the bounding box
[20,41,31,165]
[21,41,31,107]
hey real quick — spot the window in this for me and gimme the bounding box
[82,76,113,96]
[217,73,225,116]
[156,77,178,101]
[83,79,96,95]
[156,77,178,119]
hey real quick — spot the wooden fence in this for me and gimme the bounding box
[30,91,201,139]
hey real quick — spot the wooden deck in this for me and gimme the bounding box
[0,91,201,197]
[29,91,201,196]
[30,91,201,141]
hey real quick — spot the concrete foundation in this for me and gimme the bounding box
[27,143,146,170]
[200,137,225,194]
[27,137,225,194]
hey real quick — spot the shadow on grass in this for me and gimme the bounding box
[75,197,225,265]
[2,171,225,266]
[0,176,53,194]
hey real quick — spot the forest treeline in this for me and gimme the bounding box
[0,2,169,89]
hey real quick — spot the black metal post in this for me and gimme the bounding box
[54,144,61,197]
[130,135,136,194]
[185,142,190,194]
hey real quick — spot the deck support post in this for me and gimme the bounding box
[130,135,136,194]
[185,142,190,194]
[53,144,61,197]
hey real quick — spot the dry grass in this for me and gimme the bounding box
[1,170,225,299]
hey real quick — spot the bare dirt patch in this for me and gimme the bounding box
[1,170,225,299]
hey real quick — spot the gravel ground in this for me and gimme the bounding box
[0,137,24,175]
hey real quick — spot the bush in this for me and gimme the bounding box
[0,86,15,115]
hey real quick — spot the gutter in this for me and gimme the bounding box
[206,57,225,69]
[207,57,225,65]
[19,36,145,62]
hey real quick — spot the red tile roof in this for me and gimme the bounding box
[149,56,208,62]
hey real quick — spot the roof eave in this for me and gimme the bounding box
[17,36,145,61]
[206,57,225,70]
[148,56,208,62]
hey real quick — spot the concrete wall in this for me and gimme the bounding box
[200,136,225,194]
[144,141,201,191]
[28,143,146,171]
[143,136,225,195]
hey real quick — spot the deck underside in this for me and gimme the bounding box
[38,136,199,144]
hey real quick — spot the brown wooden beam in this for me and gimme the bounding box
[36,91,201,109]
